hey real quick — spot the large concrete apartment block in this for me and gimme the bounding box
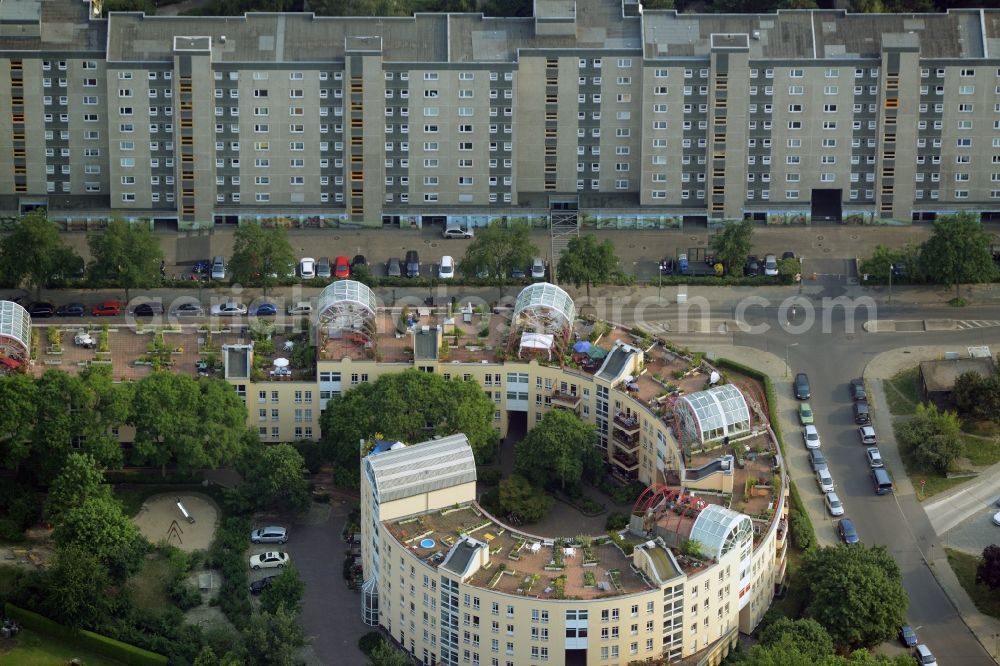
[2,0,1000,228]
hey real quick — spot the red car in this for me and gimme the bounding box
[91,300,123,316]
[334,256,350,278]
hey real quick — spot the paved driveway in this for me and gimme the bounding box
[286,500,368,666]
[925,466,1000,555]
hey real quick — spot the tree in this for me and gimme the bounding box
[976,544,1000,590]
[239,442,310,513]
[710,219,753,276]
[0,209,80,298]
[87,217,163,300]
[320,370,498,486]
[498,473,552,523]
[758,618,833,662]
[102,0,156,13]
[918,213,996,299]
[556,235,619,299]
[54,494,148,579]
[514,409,596,490]
[260,564,305,616]
[45,452,112,523]
[243,606,306,666]
[368,640,410,666]
[952,370,1000,421]
[131,374,248,476]
[458,222,537,289]
[798,544,908,649]
[895,402,964,475]
[0,373,38,471]
[858,243,921,284]
[41,544,112,629]
[227,224,296,294]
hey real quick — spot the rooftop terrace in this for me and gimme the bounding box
[386,503,690,599]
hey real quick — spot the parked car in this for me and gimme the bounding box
[249,551,289,570]
[287,302,313,316]
[28,302,55,318]
[809,448,828,471]
[782,251,796,261]
[211,255,226,281]
[386,257,402,278]
[858,425,877,446]
[250,526,288,544]
[131,302,163,317]
[253,303,278,317]
[74,330,96,349]
[853,401,871,424]
[850,378,867,401]
[677,253,690,274]
[511,266,526,279]
[798,402,814,425]
[171,303,204,317]
[439,255,455,279]
[316,257,332,279]
[893,262,907,278]
[299,257,316,279]
[866,447,884,468]
[914,644,937,666]
[794,373,811,400]
[56,303,85,317]
[530,257,546,280]
[744,256,760,277]
[992,511,1000,526]
[92,300,123,317]
[816,467,834,493]
[210,302,248,316]
[659,258,675,276]
[404,251,420,278]
[825,491,844,516]
[334,256,351,278]
[802,425,821,449]
[250,576,277,595]
[351,255,368,269]
[763,254,779,276]
[899,626,918,648]
[838,518,860,545]
[442,225,473,239]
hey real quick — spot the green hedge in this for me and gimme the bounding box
[4,603,168,666]
[714,357,817,550]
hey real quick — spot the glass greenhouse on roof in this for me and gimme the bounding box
[675,384,750,445]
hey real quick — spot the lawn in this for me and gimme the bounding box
[0,628,126,666]
[960,434,1000,467]
[0,564,19,599]
[129,553,172,611]
[945,548,1000,620]
[884,367,919,416]
[894,423,974,501]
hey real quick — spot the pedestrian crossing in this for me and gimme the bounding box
[954,320,1000,330]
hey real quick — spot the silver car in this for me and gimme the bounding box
[530,257,546,279]
[815,468,834,493]
[251,526,288,544]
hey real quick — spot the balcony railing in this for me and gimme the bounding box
[611,450,638,471]
[612,430,638,453]
[613,412,640,434]
[551,390,581,410]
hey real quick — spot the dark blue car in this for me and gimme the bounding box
[253,303,277,316]
[899,625,918,647]
[837,518,859,545]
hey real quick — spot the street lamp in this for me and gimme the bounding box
[785,342,799,379]
[888,263,894,305]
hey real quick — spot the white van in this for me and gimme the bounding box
[439,255,455,279]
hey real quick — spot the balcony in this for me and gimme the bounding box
[611,450,638,471]
[613,412,640,435]
[551,389,581,412]
[612,430,639,453]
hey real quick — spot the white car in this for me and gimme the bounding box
[530,257,546,279]
[299,257,316,279]
[439,255,455,279]
[803,425,821,450]
[992,511,1000,527]
[914,645,938,666]
[815,468,834,493]
[442,226,473,239]
[763,254,778,276]
[825,492,844,517]
[866,447,884,468]
[287,302,314,316]
[249,551,290,570]
[210,302,248,316]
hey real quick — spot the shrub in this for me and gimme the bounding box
[605,512,629,531]
[358,631,384,656]
[293,440,324,474]
[789,510,813,551]
[0,518,25,542]
[476,467,502,486]
[208,517,252,629]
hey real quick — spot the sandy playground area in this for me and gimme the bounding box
[132,493,219,552]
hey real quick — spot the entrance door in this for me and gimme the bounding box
[810,189,842,222]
